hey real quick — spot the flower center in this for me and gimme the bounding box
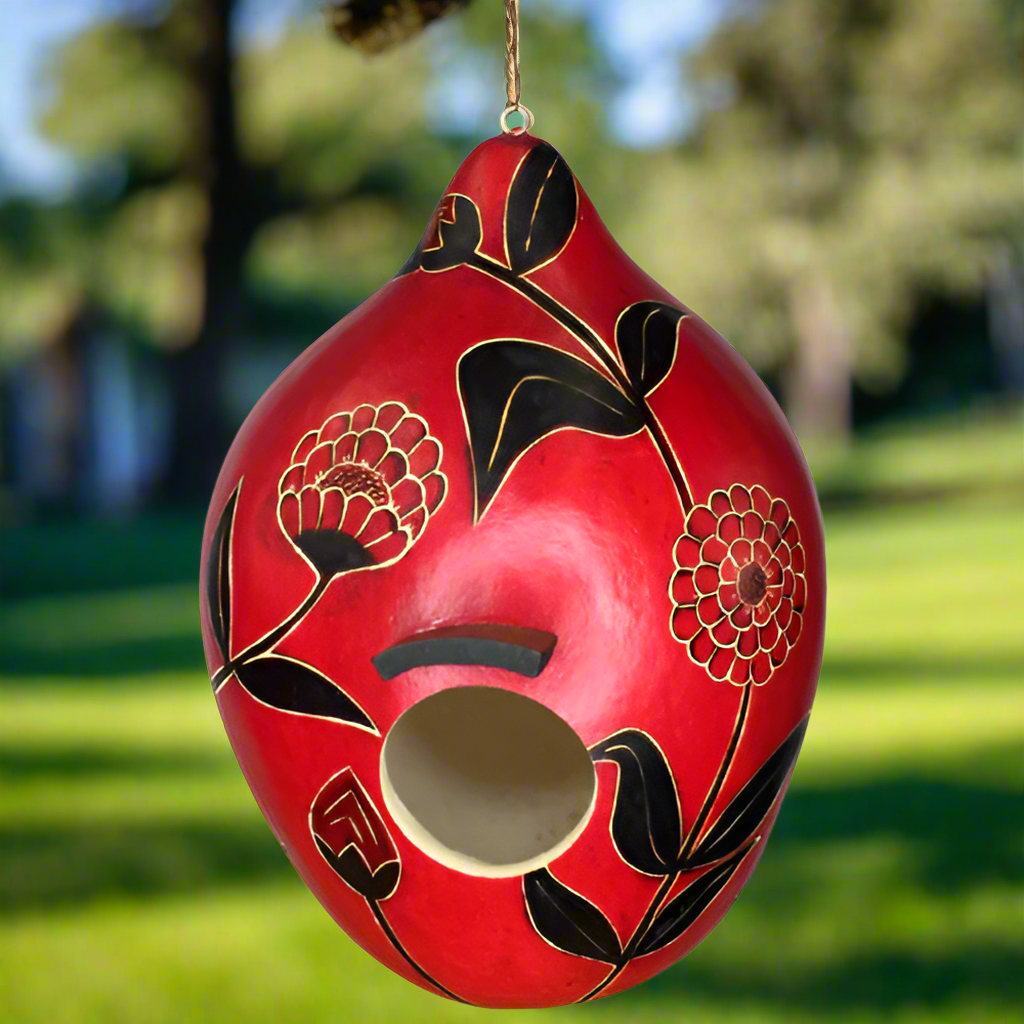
[321,462,390,506]
[737,561,768,606]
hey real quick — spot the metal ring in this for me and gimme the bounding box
[500,103,535,135]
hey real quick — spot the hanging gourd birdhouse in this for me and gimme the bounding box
[200,7,824,1008]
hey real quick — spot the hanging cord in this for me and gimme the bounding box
[500,0,534,133]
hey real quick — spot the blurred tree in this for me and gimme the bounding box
[30,0,613,502]
[37,0,455,500]
[623,0,1024,450]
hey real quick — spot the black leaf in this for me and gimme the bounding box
[397,194,481,276]
[635,843,752,957]
[523,869,622,964]
[590,730,682,876]
[505,143,578,275]
[686,715,809,868]
[615,301,687,397]
[458,340,643,518]
[235,655,378,733]
[204,483,239,667]
[314,837,400,901]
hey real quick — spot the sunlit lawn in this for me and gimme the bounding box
[1,411,1021,1024]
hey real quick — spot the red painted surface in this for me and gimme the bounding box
[200,132,825,1008]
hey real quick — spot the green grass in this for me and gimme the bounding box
[1,413,1021,1024]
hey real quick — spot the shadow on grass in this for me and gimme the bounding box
[629,945,1023,1015]
[0,819,292,916]
[0,746,227,780]
[821,651,1023,687]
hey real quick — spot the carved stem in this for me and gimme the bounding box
[680,682,752,860]
[578,683,754,1002]
[212,574,331,691]
[467,253,694,513]
[368,898,467,1003]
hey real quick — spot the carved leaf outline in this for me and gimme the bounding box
[458,339,643,520]
[523,869,622,964]
[397,194,482,276]
[204,482,240,668]
[235,655,378,734]
[505,143,578,275]
[635,842,754,957]
[615,301,687,397]
[590,729,682,876]
[686,715,809,868]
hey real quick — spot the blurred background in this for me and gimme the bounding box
[0,0,1020,1021]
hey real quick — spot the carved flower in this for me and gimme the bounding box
[670,484,806,686]
[310,767,400,901]
[278,403,446,578]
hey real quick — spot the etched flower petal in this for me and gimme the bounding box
[319,412,351,443]
[752,538,772,566]
[769,498,791,533]
[709,647,735,681]
[421,471,446,513]
[785,611,803,645]
[709,490,731,516]
[376,449,409,487]
[770,635,789,665]
[355,428,389,468]
[364,530,409,564]
[753,602,772,626]
[741,510,763,540]
[672,570,698,606]
[694,565,721,596]
[687,506,718,541]
[793,575,807,610]
[408,437,441,478]
[764,556,784,585]
[719,557,739,584]
[731,539,753,566]
[729,484,752,513]
[300,487,322,532]
[712,618,739,647]
[351,404,376,433]
[320,489,346,531]
[674,535,701,570]
[672,605,701,642]
[279,493,300,538]
[776,597,794,630]
[334,431,359,464]
[401,506,427,540]
[737,627,758,658]
[689,628,716,666]
[718,582,740,611]
[280,465,304,495]
[358,507,401,547]
[718,512,742,544]
[342,494,375,537]
[374,403,405,433]
[389,415,428,452]
[306,441,335,483]
[763,521,782,551]
[698,594,724,627]
[791,545,806,574]
[390,477,425,518]
[730,603,753,629]
[759,619,780,651]
[751,651,773,685]
[782,568,796,597]
[729,657,751,686]
[750,484,771,519]
[701,535,729,565]
[293,430,318,463]
[782,521,801,550]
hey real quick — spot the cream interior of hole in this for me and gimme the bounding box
[380,686,596,878]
